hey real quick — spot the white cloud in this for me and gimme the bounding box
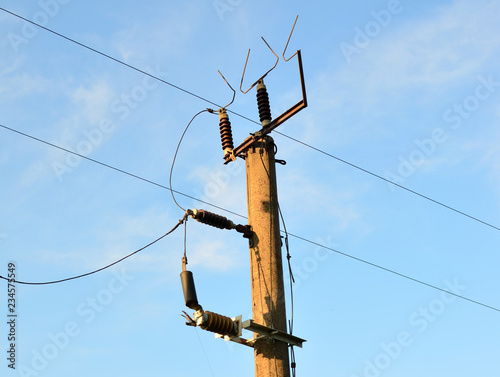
[18,159,53,187]
[322,0,500,110]
[71,78,115,125]
[2,76,116,186]
[0,72,53,100]
[33,207,181,275]
[111,3,202,65]
[475,125,500,191]
[283,0,500,156]
[279,167,361,233]
[189,237,240,271]
[187,163,247,215]
[364,0,500,89]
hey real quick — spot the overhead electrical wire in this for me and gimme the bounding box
[1,121,499,313]
[0,6,256,128]
[273,131,500,232]
[0,214,187,285]
[289,233,500,314]
[0,7,221,110]
[1,6,499,232]
[0,123,244,220]
[169,109,214,212]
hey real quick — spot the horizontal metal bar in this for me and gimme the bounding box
[242,319,306,348]
[264,99,306,134]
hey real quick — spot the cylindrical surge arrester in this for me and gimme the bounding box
[256,80,272,127]
[218,108,234,158]
[180,270,200,310]
[180,257,201,310]
[189,209,235,230]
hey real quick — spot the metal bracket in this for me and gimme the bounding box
[214,317,306,348]
[242,320,306,348]
[224,28,307,164]
[235,224,253,240]
[264,49,307,133]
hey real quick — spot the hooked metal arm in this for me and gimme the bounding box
[240,37,279,94]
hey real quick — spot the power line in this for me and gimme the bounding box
[2,6,499,232]
[1,124,498,313]
[274,130,500,232]
[0,7,260,131]
[0,6,258,127]
[0,215,187,285]
[0,123,245,220]
[286,232,500,314]
[169,109,213,212]
[0,7,221,109]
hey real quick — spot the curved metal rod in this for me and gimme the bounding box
[217,70,236,109]
[283,15,299,62]
[240,37,279,94]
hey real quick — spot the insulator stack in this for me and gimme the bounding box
[190,209,235,230]
[218,108,234,157]
[256,80,272,127]
[200,311,238,336]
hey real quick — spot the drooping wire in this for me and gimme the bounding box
[0,214,187,285]
[277,195,297,377]
[280,205,295,329]
[194,328,217,377]
[169,109,214,212]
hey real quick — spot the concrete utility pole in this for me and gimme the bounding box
[246,136,290,377]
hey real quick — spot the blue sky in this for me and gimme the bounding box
[1,0,499,376]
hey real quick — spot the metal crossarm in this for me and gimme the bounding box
[242,319,306,348]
